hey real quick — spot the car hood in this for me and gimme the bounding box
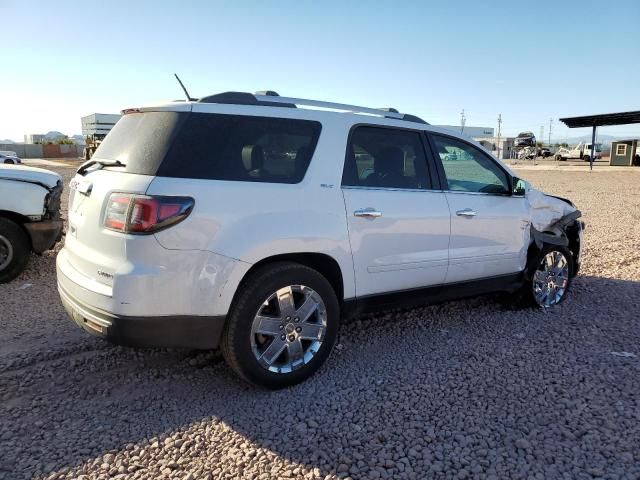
[0,164,62,189]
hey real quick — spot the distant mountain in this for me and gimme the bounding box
[0,139,15,144]
[71,134,85,145]
[554,134,632,145]
[44,131,66,141]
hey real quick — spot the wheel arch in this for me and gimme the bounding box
[237,252,345,304]
[0,211,33,250]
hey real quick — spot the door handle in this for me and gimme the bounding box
[354,208,382,218]
[456,208,477,217]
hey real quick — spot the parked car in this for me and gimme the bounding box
[518,146,536,160]
[514,131,536,147]
[0,164,63,283]
[0,151,22,164]
[56,91,583,388]
[538,147,552,158]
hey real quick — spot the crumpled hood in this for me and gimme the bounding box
[527,186,577,231]
[0,164,62,189]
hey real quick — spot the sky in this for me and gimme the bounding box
[1,0,639,143]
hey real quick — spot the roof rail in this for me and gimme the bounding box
[256,94,405,120]
[197,91,428,124]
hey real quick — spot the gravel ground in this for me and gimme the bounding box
[1,165,639,480]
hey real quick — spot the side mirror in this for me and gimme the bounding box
[512,177,527,196]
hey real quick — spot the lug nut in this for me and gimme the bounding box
[279,324,284,330]
[281,334,286,340]
[288,335,295,342]
[294,317,300,322]
[286,316,291,321]
[295,326,301,333]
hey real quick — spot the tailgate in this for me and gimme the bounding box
[65,169,154,287]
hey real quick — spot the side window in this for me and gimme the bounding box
[159,114,321,184]
[431,134,509,194]
[342,126,431,189]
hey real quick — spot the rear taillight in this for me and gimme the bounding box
[104,194,194,234]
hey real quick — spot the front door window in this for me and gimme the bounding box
[431,135,509,194]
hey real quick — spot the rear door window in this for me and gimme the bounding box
[342,126,431,189]
[159,113,321,183]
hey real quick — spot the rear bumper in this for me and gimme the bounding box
[58,280,225,349]
[24,219,63,253]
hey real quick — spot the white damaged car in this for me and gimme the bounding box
[0,164,63,283]
[56,91,583,388]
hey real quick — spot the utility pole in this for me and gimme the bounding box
[548,118,553,147]
[539,126,544,146]
[460,109,466,134]
[496,114,502,159]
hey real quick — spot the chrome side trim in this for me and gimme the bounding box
[446,190,512,197]
[341,186,518,198]
[367,258,448,273]
[341,186,445,193]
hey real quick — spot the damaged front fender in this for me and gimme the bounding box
[526,187,584,277]
[530,209,582,248]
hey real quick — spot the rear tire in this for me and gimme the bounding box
[221,262,340,389]
[0,218,30,284]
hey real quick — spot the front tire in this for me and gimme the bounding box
[221,262,340,389]
[522,245,574,308]
[583,154,590,162]
[0,218,30,284]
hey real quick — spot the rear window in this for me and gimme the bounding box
[95,111,321,183]
[93,112,186,175]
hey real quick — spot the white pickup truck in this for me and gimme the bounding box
[0,164,64,283]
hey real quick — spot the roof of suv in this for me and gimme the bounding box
[131,91,430,128]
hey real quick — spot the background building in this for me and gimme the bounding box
[24,134,45,143]
[81,113,121,138]
[476,137,515,159]
[610,139,639,166]
[434,125,495,138]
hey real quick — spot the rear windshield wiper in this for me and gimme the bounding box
[77,159,126,176]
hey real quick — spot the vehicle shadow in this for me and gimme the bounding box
[3,274,640,479]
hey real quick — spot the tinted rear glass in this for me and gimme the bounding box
[93,112,186,175]
[94,112,321,183]
[159,113,321,183]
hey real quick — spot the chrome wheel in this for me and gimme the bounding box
[250,285,327,374]
[533,250,570,307]
[0,235,13,271]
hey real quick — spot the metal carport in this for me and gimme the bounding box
[559,111,640,170]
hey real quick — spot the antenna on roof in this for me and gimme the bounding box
[174,73,194,101]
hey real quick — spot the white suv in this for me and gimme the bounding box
[56,91,583,388]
